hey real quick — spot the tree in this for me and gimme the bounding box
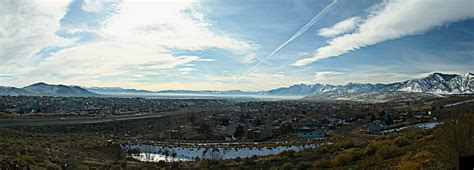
[198,123,212,138]
[385,114,394,125]
[234,124,245,139]
[370,114,376,122]
[188,113,196,125]
[255,119,263,126]
[280,123,294,134]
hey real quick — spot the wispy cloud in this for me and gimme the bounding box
[35,42,201,77]
[1,0,258,88]
[294,0,474,66]
[81,0,103,13]
[178,67,196,75]
[272,73,285,79]
[318,16,361,38]
[0,0,73,65]
[314,71,342,82]
[99,0,257,53]
[244,0,338,74]
[198,58,216,62]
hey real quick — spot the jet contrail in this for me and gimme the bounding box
[244,0,338,75]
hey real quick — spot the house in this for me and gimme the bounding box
[223,134,235,141]
[297,127,326,139]
[367,120,389,133]
[343,117,356,124]
[328,118,343,127]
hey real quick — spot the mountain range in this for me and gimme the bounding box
[85,87,154,94]
[0,82,98,97]
[0,73,472,98]
[264,72,473,96]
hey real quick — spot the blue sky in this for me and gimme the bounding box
[1,0,473,90]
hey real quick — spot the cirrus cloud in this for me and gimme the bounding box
[294,0,474,66]
[0,0,73,65]
[318,16,361,38]
[1,0,259,88]
[81,0,104,13]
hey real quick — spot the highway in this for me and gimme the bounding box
[0,112,173,127]
[0,106,226,127]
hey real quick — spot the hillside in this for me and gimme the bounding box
[0,82,98,97]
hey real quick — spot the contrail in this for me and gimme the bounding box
[243,0,338,75]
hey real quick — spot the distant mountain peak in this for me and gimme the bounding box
[267,72,473,96]
[426,72,457,81]
[29,82,48,86]
[20,82,98,97]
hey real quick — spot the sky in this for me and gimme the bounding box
[1,0,473,91]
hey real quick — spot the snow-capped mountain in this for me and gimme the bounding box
[1,73,472,97]
[397,73,474,94]
[302,91,439,103]
[264,83,390,96]
[266,72,474,96]
[263,84,337,96]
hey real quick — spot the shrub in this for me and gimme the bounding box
[393,136,409,147]
[296,162,312,170]
[364,143,377,155]
[14,155,35,164]
[282,162,294,170]
[345,148,364,161]
[279,150,296,158]
[332,152,353,166]
[406,129,424,140]
[317,159,332,168]
[375,145,398,161]
[199,160,209,169]
[397,161,420,170]
[336,139,356,149]
[217,161,227,168]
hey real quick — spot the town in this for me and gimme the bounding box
[0,95,440,141]
[0,94,472,169]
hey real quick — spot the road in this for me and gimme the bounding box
[0,112,175,127]
[0,106,227,127]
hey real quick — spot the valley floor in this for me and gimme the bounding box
[0,95,473,169]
